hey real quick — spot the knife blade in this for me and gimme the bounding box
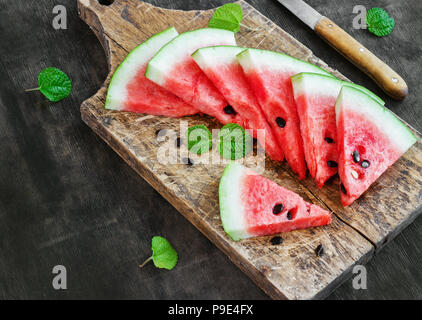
[277,0,408,100]
[277,0,322,29]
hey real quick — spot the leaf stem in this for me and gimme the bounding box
[25,87,40,92]
[139,256,153,268]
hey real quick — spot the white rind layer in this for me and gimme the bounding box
[336,86,417,154]
[192,46,246,68]
[291,72,384,105]
[146,28,237,86]
[236,48,332,76]
[292,73,340,101]
[105,27,179,110]
[219,162,253,241]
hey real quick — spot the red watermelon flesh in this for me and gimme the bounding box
[291,73,385,188]
[336,86,417,206]
[294,94,336,186]
[219,162,332,241]
[105,27,198,117]
[145,28,244,125]
[192,46,284,161]
[237,49,332,179]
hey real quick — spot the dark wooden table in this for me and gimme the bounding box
[0,0,420,300]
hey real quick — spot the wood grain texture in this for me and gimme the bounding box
[76,0,422,299]
[315,17,408,100]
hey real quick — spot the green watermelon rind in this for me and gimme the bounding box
[336,86,417,153]
[192,45,247,67]
[219,162,252,241]
[236,48,334,78]
[291,72,385,105]
[145,28,237,86]
[105,27,179,110]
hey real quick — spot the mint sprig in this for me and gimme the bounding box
[187,125,212,155]
[209,3,243,33]
[218,123,252,160]
[25,67,72,102]
[366,8,395,37]
[139,236,178,270]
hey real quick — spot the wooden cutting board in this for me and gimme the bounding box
[77,0,422,299]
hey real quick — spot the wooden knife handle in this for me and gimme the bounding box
[315,17,407,100]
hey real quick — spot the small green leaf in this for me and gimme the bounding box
[31,67,72,102]
[151,236,178,270]
[209,3,243,33]
[139,236,178,270]
[218,123,252,160]
[187,125,212,155]
[366,8,395,37]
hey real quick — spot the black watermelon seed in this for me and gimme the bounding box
[315,244,325,257]
[276,117,286,128]
[340,183,347,195]
[175,137,182,148]
[224,105,237,115]
[182,158,194,166]
[324,137,334,143]
[327,160,338,168]
[353,150,361,163]
[272,203,284,215]
[361,160,370,168]
[270,236,283,245]
[287,211,293,220]
[103,116,112,125]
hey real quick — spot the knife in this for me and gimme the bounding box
[277,0,407,100]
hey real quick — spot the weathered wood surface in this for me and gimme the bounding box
[77,0,421,299]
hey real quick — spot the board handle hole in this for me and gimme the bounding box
[98,0,114,6]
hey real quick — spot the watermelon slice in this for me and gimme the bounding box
[145,28,243,125]
[219,162,332,241]
[336,86,417,206]
[237,49,333,179]
[105,27,198,117]
[192,46,284,161]
[291,72,385,188]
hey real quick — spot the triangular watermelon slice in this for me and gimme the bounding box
[105,27,198,117]
[145,28,243,125]
[291,72,385,188]
[192,46,284,161]
[237,49,333,179]
[336,86,417,206]
[219,162,332,241]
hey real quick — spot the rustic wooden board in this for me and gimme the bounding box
[77,0,422,299]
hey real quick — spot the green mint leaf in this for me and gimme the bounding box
[366,8,395,37]
[209,3,243,33]
[36,67,72,102]
[151,236,178,270]
[218,123,252,160]
[187,125,212,155]
[139,236,178,270]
